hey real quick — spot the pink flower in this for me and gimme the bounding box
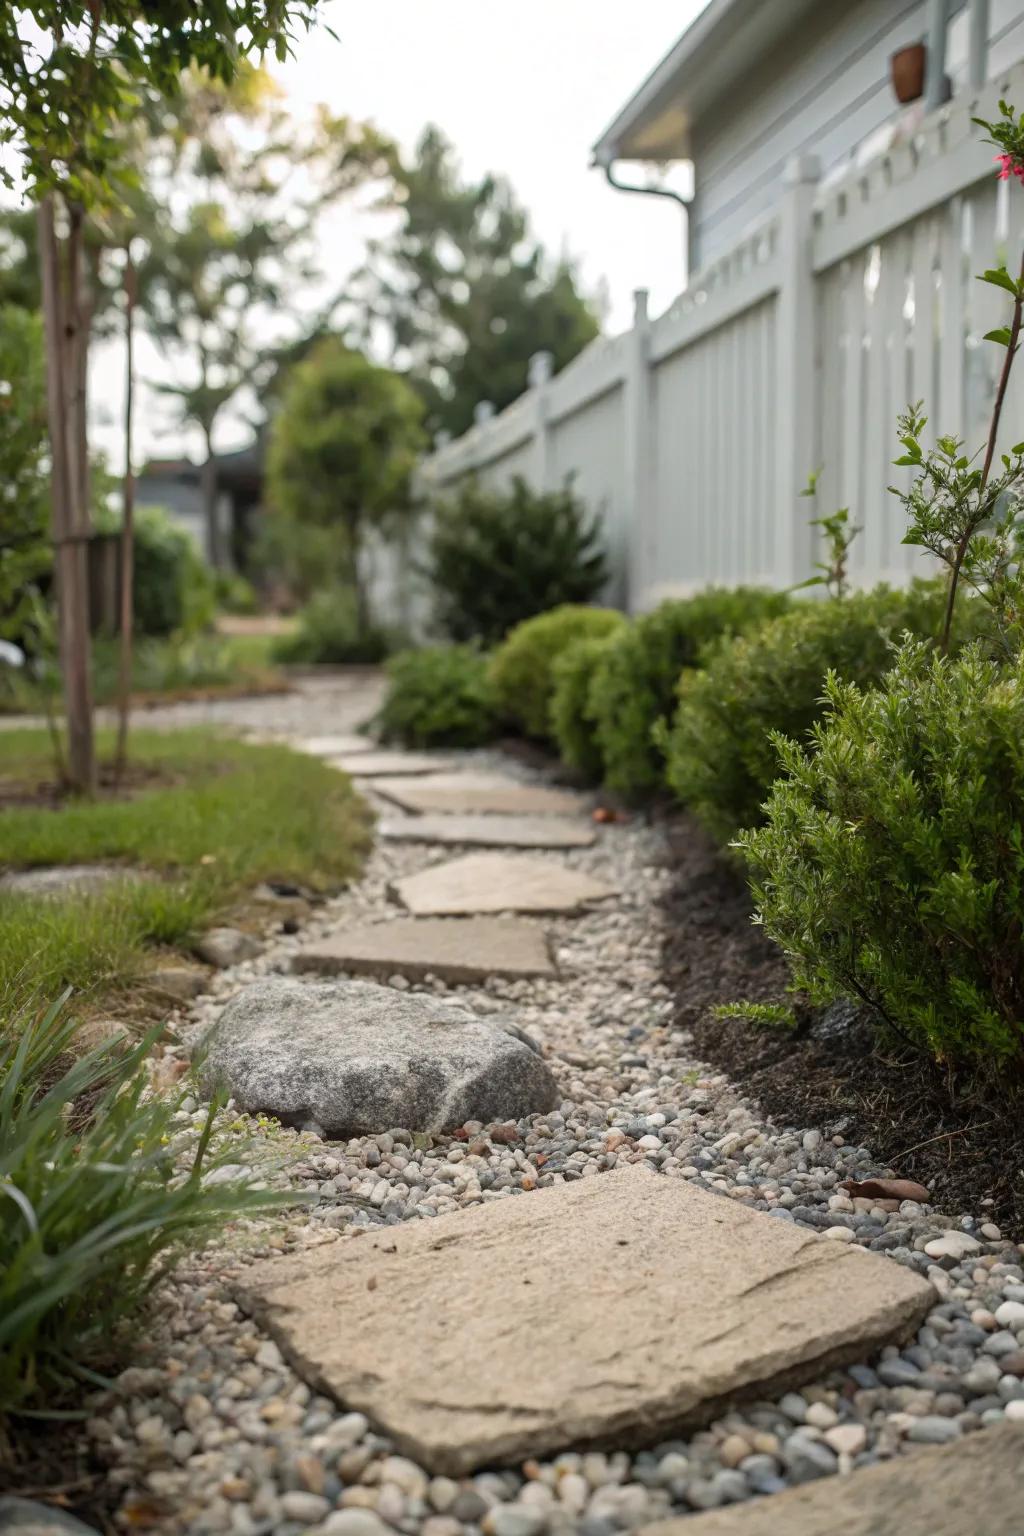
[996,152,1024,183]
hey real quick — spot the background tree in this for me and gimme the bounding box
[0,306,50,642]
[0,2,322,792]
[266,340,425,637]
[137,68,391,567]
[354,126,601,438]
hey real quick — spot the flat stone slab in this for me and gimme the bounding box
[293,917,556,984]
[0,863,141,899]
[336,751,457,777]
[197,977,557,1137]
[640,1422,1024,1536]
[379,813,595,849]
[237,1164,933,1475]
[373,772,587,818]
[390,852,616,916]
[294,734,376,757]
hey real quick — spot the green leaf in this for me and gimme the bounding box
[984,327,1014,347]
[979,267,1021,297]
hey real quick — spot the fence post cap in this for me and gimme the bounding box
[783,153,822,186]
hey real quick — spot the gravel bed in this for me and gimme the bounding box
[83,716,1024,1534]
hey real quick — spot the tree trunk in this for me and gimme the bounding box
[38,194,95,795]
[115,248,137,782]
[201,430,222,568]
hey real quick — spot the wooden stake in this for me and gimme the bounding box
[115,245,137,782]
[38,193,96,795]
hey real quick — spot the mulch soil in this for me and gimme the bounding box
[657,811,1024,1238]
[0,760,179,810]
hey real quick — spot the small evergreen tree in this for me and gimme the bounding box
[427,477,608,645]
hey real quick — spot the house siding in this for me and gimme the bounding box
[688,0,960,269]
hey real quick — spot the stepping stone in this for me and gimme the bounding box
[197,976,557,1137]
[0,863,142,899]
[294,734,375,757]
[640,1421,1024,1536]
[337,751,458,776]
[236,1163,932,1476]
[293,917,556,984]
[390,852,616,916]
[379,813,595,849]
[373,772,587,817]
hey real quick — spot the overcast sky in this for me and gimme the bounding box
[92,0,705,466]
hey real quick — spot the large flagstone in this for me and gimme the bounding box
[292,916,556,983]
[335,751,457,777]
[640,1422,1024,1536]
[390,852,616,915]
[236,1164,933,1476]
[378,813,595,849]
[372,772,587,817]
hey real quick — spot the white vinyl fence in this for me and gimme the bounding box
[413,60,1024,615]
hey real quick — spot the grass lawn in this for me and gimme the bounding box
[0,728,373,1016]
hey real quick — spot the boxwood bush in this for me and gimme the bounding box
[589,589,790,801]
[549,628,626,781]
[489,605,623,740]
[662,582,981,844]
[739,641,1024,1070]
[376,645,499,748]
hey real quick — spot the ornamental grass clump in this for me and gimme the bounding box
[589,589,790,802]
[0,995,290,1415]
[739,642,1024,1071]
[489,605,623,741]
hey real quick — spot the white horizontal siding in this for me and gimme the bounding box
[690,0,935,267]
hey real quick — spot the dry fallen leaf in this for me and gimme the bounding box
[839,1177,930,1203]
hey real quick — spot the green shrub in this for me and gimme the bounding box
[0,307,50,645]
[0,994,288,1413]
[214,570,259,615]
[273,587,397,665]
[428,477,608,645]
[739,641,1024,1069]
[663,582,982,844]
[590,589,790,801]
[94,505,216,637]
[549,629,625,781]
[489,604,623,741]
[376,646,499,748]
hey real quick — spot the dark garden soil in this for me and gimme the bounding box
[658,812,1024,1239]
[0,760,180,809]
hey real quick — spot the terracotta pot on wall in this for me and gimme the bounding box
[891,42,927,104]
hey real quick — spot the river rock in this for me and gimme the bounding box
[196,977,557,1136]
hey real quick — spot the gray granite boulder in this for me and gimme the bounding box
[196,977,557,1136]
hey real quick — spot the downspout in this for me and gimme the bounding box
[925,0,952,110]
[598,158,692,274]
